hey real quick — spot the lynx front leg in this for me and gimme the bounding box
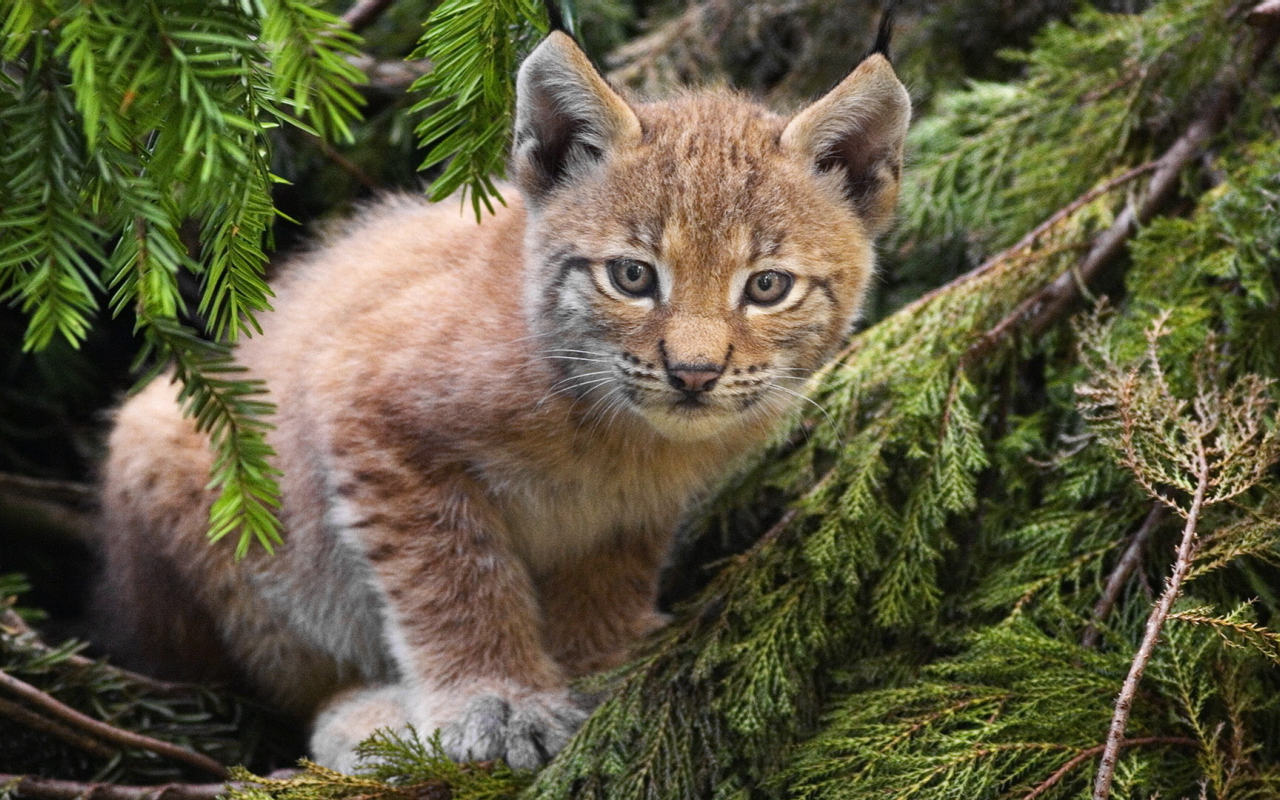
[537,528,673,678]
[316,463,585,770]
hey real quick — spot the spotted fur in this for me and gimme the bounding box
[96,32,910,770]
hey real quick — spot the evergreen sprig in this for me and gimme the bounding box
[139,318,284,558]
[230,728,531,800]
[0,0,364,555]
[408,0,549,219]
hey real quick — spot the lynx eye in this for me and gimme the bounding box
[608,258,657,298]
[744,270,793,306]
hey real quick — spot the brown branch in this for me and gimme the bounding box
[0,471,98,544]
[341,0,397,33]
[1082,503,1169,648]
[0,775,231,800]
[970,11,1280,365]
[1,610,197,695]
[302,133,380,191]
[1091,447,1209,799]
[0,696,117,758]
[347,54,432,92]
[0,670,228,778]
[909,161,1158,314]
[1023,736,1197,800]
[1249,0,1280,24]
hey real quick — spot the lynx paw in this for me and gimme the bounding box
[311,684,412,773]
[440,692,588,770]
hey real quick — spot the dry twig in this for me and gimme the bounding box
[341,0,397,33]
[1090,464,1211,799]
[0,669,228,778]
[1079,315,1280,799]
[1023,737,1196,800]
[0,695,116,758]
[0,775,231,800]
[1082,503,1169,648]
[2,609,195,695]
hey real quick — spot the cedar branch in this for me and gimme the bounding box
[1023,737,1197,800]
[970,9,1280,363]
[909,160,1158,315]
[0,669,229,778]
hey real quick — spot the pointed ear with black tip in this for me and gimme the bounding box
[781,54,911,235]
[512,32,641,204]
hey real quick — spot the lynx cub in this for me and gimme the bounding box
[98,32,909,770]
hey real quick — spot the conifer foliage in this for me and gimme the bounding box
[2,0,1280,798]
[1,0,366,555]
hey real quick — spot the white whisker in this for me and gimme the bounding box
[534,370,616,409]
[540,355,615,365]
[764,381,844,448]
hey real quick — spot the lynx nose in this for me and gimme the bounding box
[667,365,722,393]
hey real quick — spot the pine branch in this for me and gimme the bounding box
[260,0,366,143]
[408,0,548,218]
[138,318,283,558]
[0,669,229,778]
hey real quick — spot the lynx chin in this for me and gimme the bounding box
[97,31,910,770]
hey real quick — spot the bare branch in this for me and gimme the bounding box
[0,471,98,544]
[347,54,431,92]
[341,0,397,33]
[0,670,228,778]
[1248,0,1280,25]
[1083,503,1169,648]
[0,696,116,758]
[0,775,230,800]
[1024,737,1197,800]
[302,132,381,191]
[1091,446,1210,799]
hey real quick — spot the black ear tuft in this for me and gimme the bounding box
[780,49,911,234]
[863,1,897,63]
[543,0,568,35]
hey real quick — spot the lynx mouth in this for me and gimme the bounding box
[671,394,709,410]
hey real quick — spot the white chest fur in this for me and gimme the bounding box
[487,441,720,574]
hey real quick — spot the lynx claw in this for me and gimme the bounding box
[441,692,588,770]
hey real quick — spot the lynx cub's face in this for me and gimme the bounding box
[511,34,910,439]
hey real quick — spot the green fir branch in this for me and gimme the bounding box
[408,0,549,219]
[257,0,366,143]
[141,318,283,559]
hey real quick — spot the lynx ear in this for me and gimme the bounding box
[512,32,641,203]
[781,54,911,235]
